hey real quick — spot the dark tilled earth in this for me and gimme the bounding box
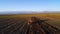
[0,18,60,34]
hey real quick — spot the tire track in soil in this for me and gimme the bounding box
[1,18,26,34]
[9,20,27,34]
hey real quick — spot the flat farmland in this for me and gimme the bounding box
[0,13,60,34]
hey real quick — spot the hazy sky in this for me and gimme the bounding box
[0,0,60,14]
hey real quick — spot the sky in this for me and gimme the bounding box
[0,0,60,14]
